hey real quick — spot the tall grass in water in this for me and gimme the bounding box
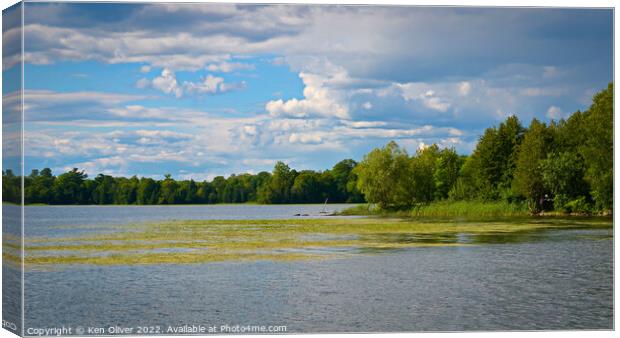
[411,200,529,217]
[339,201,529,217]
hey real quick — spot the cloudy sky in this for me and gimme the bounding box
[3,3,613,180]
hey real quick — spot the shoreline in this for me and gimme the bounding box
[336,201,613,218]
[3,202,362,207]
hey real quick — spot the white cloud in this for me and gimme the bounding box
[341,120,386,128]
[15,89,147,123]
[136,78,150,89]
[288,132,324,144]
[206,61,254,73]
[546,105,564,120]
[393,83,451,112]
[184,74,224,94]
[362,101,373,110]
[140,65,152,73]
[422,90,451,112]
[265,71,349,119]
[151,68,183,97]
[458,81,471,96]
[495,109,509,119]
[520,87,567,97]
[219,81,247,92]
[139,70,244,97]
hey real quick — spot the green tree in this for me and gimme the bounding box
[410,144,440,203]
[257,162,296,204]
[114,176,139,204]
[354,141,412,209]
[496,116,525,192]
[449,156,481,200]
[2,169,21,204]
[93,174,117,204]
[177,179,198,204]
[137,178,159,204]
[158,174,179,204]
[540,151,589,212]
[25,168,55,204]
[467,115,524,199]
[52,168,88,204]
[330,159,357,202]
[433,148,462,200]
[291,170,323,203]
[512,119,553,213]
[580,83,613,211]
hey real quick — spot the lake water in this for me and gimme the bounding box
[6,205,614,333]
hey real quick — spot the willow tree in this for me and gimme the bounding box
[354,141,413,209]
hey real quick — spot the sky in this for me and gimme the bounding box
[2,3,613,180]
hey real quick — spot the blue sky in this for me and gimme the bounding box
[3,3,613,180]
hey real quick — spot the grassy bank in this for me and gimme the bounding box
[340,201,531,217]
[9,216,611,267]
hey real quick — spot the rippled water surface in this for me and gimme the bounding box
[13,205,613,333]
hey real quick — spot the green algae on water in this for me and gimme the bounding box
[19,217,612,267]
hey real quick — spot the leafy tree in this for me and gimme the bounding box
[331,159,359,202]
[449,156,481,201]
[467,115,524,199]
[115,176,139,204]
[195,181,213,203]
[172,179,196,204]
[52,168,88,204]
[158,174,179,204]
[355,141,413,209]
[512,119,553,213]
[580,83,613,211]
[291,170,323,203]
[433,148,462,200]
[137,178,159,204]
[496,116,525,191]
[93,174,117,205]
[211,176,227,203]
[3,169,21,204]
[540,151,589,212]
[410,144,440,203]
[258,162,296,204]
[25,168,55,204]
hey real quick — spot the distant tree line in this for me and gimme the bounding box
[2,159,364,205]
[2,84,613,213]
[354,83,613,213]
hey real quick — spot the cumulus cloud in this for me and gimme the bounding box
[185,75,247,94]
[184,74,224,94]
[288,132,324,144]
[390,83,451,112]
[138,69,245,97]
[265,71,349,119]
[151,68,183,97]
[546,105,564,120]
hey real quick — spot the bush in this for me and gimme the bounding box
[563,197,592,214]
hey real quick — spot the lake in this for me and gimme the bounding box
[6,204,614,333]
